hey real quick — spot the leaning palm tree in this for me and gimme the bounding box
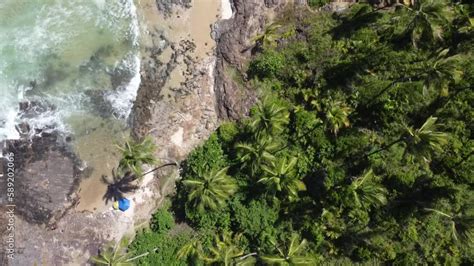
[367,116,448,162]
[404,116,449,163]
[397,0,452,48]
[423,49,463,97]
[102,169,139,204]
[350,169,388,210]
[251,23,282,50]
[182,167,238,213]
[424,208,474,243]
[235,138,280,177]
[249,99,289,138]
[323,99,352,136]
[116,136,157,176]
[261,234,316,265]
[259,157,307,202]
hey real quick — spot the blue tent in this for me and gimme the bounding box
[118,198,130,212]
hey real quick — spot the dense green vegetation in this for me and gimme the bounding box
[128,1,473,265]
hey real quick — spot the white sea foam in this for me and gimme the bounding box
[106,54,141,120]
[105,0,141,120]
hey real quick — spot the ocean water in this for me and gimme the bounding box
[0,0,140,141]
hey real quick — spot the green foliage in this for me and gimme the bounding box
[150,207,175,234]
[117,136,157,177]
[144,3,473,265]
[248,97,289,138]
[248,50,285,79]
[349,169,388,210]
[261,234,317,265]
[91,239,134,266]
[218,121,240,145]
[307,0,330,8]
[232,198,279,250]
[129,229,192,266]
[183,133,229,178]
[259,156,307,202]
[235,138,280,177]
[183,167,238,213]
[394,0,453,48]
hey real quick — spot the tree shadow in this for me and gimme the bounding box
[330,5,383,40]
[102,168,139,204]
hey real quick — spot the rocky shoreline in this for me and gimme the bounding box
[1,0,310,264]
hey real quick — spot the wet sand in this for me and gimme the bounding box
[72,115,127,212]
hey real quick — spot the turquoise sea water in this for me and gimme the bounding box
[0,0,140,141]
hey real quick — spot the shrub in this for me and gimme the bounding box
[150,207,175,234]
[248,50,285,79]
[231,198,279,250]
[218,121,239,144]
[129,230,192,266]
[182,133,229,178]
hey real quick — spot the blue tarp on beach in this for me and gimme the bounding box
[118,198,130,211]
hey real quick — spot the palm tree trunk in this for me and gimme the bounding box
[424,208,453,219]
[235,252,258,261]
[126,248,159,262]
[139,162,179,178]
[366,77,410,105]
[366,138,403,157]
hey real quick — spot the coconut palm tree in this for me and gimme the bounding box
[91,239,157,266]
[261,234,316,265]
[116,136,157,176]
[251,23,283,50]
[201,232,245,266]
[91,243,133,266]
[323,99,352,136]
[102,169,139,204]
[235,138,280,177]
[367,117,448,162]
[259,157,307,202]
[397,0,452,48]
[178,234,256,266]
[422,49,463,97]
[182,167,238,213]
[350,169,388,210]
[424,208,474,243]
[249,99,289,138]
[404,116,449,163]
[177,237,201,262]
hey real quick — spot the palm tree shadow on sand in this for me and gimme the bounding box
[101,169,139,204]
[101,162,179,204]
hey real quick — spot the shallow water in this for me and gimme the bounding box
[0,0,140,141]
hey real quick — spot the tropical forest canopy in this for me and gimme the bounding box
[128,0,473,265]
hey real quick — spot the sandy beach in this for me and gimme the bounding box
[75,0,227,213]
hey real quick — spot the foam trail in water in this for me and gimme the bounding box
[0,0,141,142]
[106,54,141,119]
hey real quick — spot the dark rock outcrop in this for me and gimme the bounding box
[213,0,306,120]
[1,133,82,226]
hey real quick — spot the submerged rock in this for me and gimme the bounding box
[155,0,192,16]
